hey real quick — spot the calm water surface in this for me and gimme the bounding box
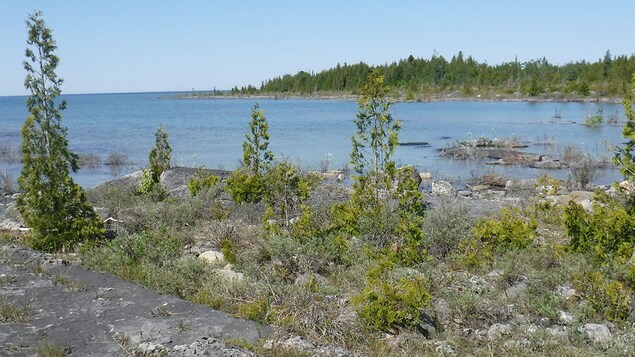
[0,92,626,187]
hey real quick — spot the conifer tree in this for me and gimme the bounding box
[149,124,171,182]
[615,73,635,181]
[17,11,104,251]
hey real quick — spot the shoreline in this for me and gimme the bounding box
[171,93,624,104]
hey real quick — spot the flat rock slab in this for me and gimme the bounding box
[0,244,268,356]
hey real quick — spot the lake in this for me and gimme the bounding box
[0,92,627,188]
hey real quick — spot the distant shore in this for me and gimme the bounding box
[171,92,624,104]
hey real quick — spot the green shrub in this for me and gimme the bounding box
[351,259,431,333]
[187,166,220,196]
[564,192,635,262]
[148,124,171,182]
[220,238,237,265]
[472,207,537,250]
[263,160,312,226]
[573,271,631,321]
[237,296,271,323]
[139,169,165,200]
[225,169,265,204]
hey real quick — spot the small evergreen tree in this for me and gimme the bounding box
[149,124,171,182]
[226,103,274,203]
[614,73,635,181]
[350,69,401,205]
[17,11,104,251]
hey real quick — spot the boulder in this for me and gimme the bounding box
[555,284,578,300]
[397,165,422,187]
[578,323,612,346]
[619,180,635,195]
[487,323,512,340]
[218,264,244,282]
[558,310,574,325]
[199,250,225,264]
[432,180,456,196]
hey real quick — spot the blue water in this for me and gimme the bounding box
[0,92,626,187]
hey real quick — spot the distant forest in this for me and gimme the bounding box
[229,51,635,99]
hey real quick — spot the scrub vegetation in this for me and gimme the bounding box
[7,10,635,357]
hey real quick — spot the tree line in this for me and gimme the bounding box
[232,51,635,98]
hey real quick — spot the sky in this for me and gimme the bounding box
[1,1,634,96]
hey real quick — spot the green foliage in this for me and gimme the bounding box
[220,238,237,265]
[472,207,537,250]
[573,271,631,321]
[254,51,635,99]
[148,124,171,182]
[17,11,104,251]
[584,114,603,128]
[263,160,312,226]
[225,169,265,204]
[226,104,274,203]
[614,73,635,181]
[237,297,271,324]
[187,166,220,196]
[242,103,274,176]
[564,192,635,261]
[351,259,431,333]
[350,69,401,205]
[138,168,165,200]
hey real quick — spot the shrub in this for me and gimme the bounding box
[564,192,635,262]
[187,166,220,196]
[105,152,128,167]
[573,271,631,321]
[569,154,598,188]
[138,169,165,200]
[472,207,537,250]
[423,197,473,260]
[225,169,265,204]
[148,124,171,182]
[220,238,237,265]
[351,259,431,333]
[263,160,312,226]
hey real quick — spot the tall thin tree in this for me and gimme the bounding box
[18,11,104,251]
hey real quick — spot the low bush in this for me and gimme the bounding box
[472,207,537,250]
[187,166,220,196]
[564,192,635,262]
[351,259,431,333]
[423,197,473,260]
[573,270,631,321]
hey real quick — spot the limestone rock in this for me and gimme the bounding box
[558,310,574,325]
[199,250,225,264]
[218,264,244,282]
[487,323,512,340]
[555,284,577,300]
[578,323,612,346]
[432,180,456,196]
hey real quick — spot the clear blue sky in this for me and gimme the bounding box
[1,1,634,96]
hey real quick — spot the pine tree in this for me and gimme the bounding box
[614,73,635,181]
[225,103,275,203]
[149,124,171,182]
[17,11,104,251]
